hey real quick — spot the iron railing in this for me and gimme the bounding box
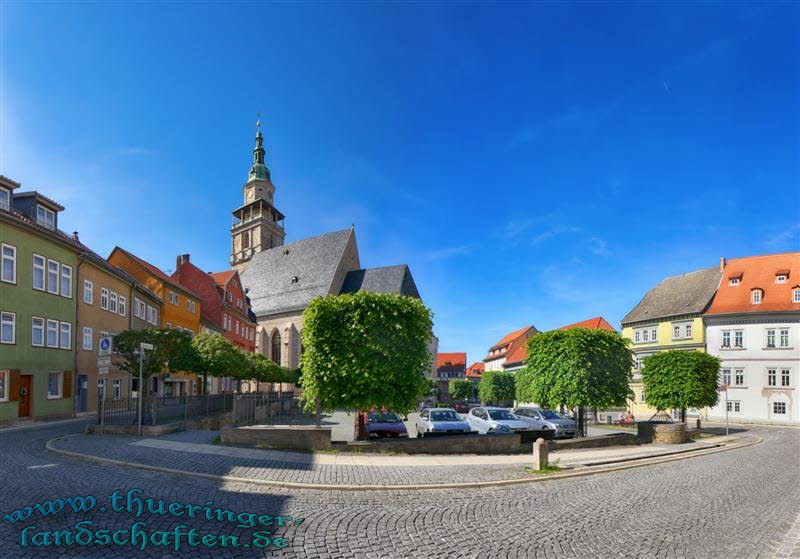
[97,393,236,426]
[232,392,313,427]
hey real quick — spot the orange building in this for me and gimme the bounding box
[108,247,203,396]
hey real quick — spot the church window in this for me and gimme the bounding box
[271,330,281,364]
[242,231,250,249]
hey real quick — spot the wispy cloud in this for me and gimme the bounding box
[117,147,157,157]
[588,236,609,255]
[532,225,582,245]
[764,223,800,250]
[425,244,476,261]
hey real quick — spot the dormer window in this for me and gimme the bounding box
[36,205,55,230]
[729,278,740,286]
[751,289,763,304]
[0,188,9,211]
[776,275,787,283]
[793,287,800,304]
[775,270,789,284]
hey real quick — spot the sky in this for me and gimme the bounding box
[1,3,798,364]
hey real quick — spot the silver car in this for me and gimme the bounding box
[513,407,576,438]
[415,408,472,438]
[466,407,533,435]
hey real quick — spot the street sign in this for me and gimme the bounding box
[97,355,112,367]
[718,384,729,392]
[99,336,113,356]
[98,367,109,376]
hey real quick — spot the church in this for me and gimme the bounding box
[228,121,434,371]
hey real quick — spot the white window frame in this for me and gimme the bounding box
[32,316,44,347]
[729,278,740,286]
[46,319,59,348]
[734,368,745,386]
[734,330,744,348]
[780,328,790,348]
[60,264,72,299]
[109,291,118,313]
[118,295,126,316]
[726,401,741,413]
[100,288,109,310]
[773,401,787,415]
[768,368,777,387]
[83,280,93,304]
[776,274,787,284]
[794,289,800,304]
[36,205,55,230]
[0,187,9,211]
[722,330,731,348]
[47,371,62,399]
[147,305,157,325]
[83,326,93,350]
[752,290,762,304]
[781,368,791,387]
[59,321,72,350]
[1,243,16,284]
[766,329,776,348]
[0,370,8,402]
[721,368,731,386]
[32,254,45,291]
[169,291,178,305]
[47,259,60,295]
[112,379,121,400]
[0,312,15,344]
[97,378,106,400]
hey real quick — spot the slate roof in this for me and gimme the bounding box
[241,229,354,317]
[339,265,420,298]
[621,267,722,325]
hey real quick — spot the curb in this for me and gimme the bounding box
[45,434,761,492]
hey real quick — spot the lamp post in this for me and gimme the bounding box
[138,342,155,436]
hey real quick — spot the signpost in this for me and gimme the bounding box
[137,342,155,436]
[718,384,729,441]
[97,336,113,434]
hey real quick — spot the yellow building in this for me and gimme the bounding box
[620,266,722,420]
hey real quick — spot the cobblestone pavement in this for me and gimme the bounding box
[1,421,798,558]
[48,430,727,486]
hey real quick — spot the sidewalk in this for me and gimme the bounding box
[1,416,90,433]
[47,430,752,489]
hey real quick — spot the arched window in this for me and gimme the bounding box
[271,329,281,364]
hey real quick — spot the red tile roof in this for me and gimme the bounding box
[493,326,533,348]
[559,316,616,332]
[208,270,235,288]
[503,344,527,367]
[706,252,800,315]
[484,325,537,362]
[466,362,485,378]
[437,352,467,368]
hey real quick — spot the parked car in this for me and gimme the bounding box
[466,407,533,435]
[366,411,408,438]
[513,407,577,438]
[452,401,472,413]
[415,408,472,438]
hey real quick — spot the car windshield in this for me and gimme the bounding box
[368,412,402,423]
[430,410,459,422]
[488,410,517,420]
[540,410,562,420]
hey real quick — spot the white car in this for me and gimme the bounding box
[466,407,533,434]
[513,407,576,439]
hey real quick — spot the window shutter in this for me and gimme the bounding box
[9,370,20,401]
[63,371,73,398]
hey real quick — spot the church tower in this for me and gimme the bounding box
[230,119,286,272]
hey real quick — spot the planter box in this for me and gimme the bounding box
[637,422,688,444]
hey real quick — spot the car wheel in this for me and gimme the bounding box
[417,429,424,439]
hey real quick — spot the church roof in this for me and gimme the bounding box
[339,265,420,298]
[240,228,354,317]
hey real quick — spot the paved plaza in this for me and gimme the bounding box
[0,420,798,557]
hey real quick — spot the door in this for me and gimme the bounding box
[18,376,32,417]
[76,375,88,413]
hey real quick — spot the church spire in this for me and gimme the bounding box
[248,114,270,182]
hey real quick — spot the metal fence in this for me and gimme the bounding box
[97,391,307,427]
[232,392,314,426]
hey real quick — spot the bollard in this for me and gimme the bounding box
[696,417,701,430]
[532,437,549,471]
[606,415,612,425]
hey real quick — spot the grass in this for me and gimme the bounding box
[211,435,221,445]
[523,459,562,475]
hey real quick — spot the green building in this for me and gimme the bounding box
[1,176,77,423]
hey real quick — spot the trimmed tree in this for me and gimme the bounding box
[299,291,433,440]
[113,329,163,396]
[449,378,474,401]
[192,332,247,392]
[641,350,720,422]
[478,371,516,405]
[516,329,633,436]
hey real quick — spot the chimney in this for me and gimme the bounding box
[176,254,190,269]
[719,257,726,271]
[72,231,80,241]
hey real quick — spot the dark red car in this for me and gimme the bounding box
[366,411,409,438]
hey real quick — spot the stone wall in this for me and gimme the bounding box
[637,422,688,444]
[221,425,332,450]
[336,433,522,455]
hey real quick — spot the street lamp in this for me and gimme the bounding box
[138,342,155,436]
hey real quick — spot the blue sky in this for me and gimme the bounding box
[2,3,798,364]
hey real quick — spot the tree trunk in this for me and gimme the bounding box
[354,411,368,441]
[577,406,586,438]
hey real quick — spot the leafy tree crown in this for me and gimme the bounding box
[641,350,720,410]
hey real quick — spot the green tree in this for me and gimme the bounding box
[155,329,203,374]
[113,329,162,395]
[192,332,247,392]
[299,291,433,439]
[478,371,516,404]
[641,350,720,420]
[516,329,633,435]
[449,378,474,401]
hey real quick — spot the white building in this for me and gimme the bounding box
[705,253,800,424]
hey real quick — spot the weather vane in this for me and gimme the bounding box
[256,111,261,131]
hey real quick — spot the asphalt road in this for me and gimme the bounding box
[0,419,798,558]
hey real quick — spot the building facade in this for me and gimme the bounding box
[705,253,800,424]
[0,178,76,423]
[436,352,467,401]
[483,326,538,372]
[620,266,722,420]
[108,247,203,396]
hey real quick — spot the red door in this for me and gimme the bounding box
[18,376,32,417]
